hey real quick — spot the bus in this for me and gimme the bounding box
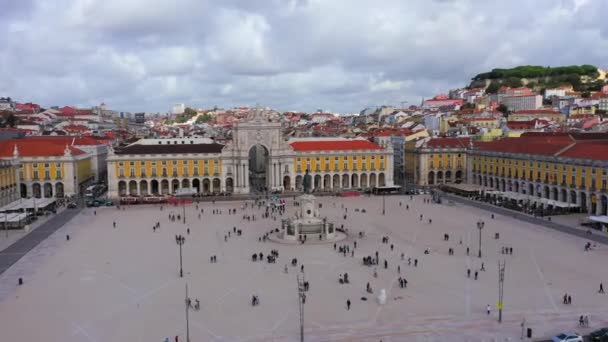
[371,186,401,195]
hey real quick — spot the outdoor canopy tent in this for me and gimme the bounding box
[0,198,56,213]
[485,190,578,208]
[588,216,608,224]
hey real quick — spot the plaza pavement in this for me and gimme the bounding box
[0,195,606,342]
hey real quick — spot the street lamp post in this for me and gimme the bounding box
[498,260,506,323]
[185,283,191,342]
[182,200,186,224]
[176,234,185,277]
[477,220,484,258]
[297,273,306,342]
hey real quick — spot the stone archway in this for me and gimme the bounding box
[323,174,331,189]
[171,179,180,193]
[283,176,290,191]
[570,190,577,204]
[360,173,368,188]
[351,174,359,188]
[151,180,160,195]
[182,179,190,189]
[437,171,444,184]
[118,181,126,196]
[370,173,377,187]
[212,178,221,193]
[55,182,64,198]
[129,180,138,196]
[249,144,269,193]
[20,183,27,198]
[202,178,211,194]
[43,183,53,198]
[140,180,149,196]
[580,192,587,212]
[226,177,234,193]
[314,175,322,190]
[445,171,452,183]
[561,188,567,202]
[379,173,386,186]
[333,174,340,189]
[295,175,303,191]
[192,179,200,193]
[342,174,349,188]
[456,170,463,183]
[161,179,169,195]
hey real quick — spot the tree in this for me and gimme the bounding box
[195,113,213,124]
[461,103,476,109]
[496,104,509,116]
[0,111,17,127]
[581,91,591,98]
[485,81,500,94]
[184,107,197,116]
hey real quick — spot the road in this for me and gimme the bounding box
[0,206,82,275]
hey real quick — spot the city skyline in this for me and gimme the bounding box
[1,0,608,113]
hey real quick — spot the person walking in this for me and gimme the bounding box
[486,304,491,316]
[600,283,604,294]
[346,299,351,310]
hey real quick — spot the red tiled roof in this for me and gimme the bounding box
[0,139,86,157]
[27,136,105,146]
[476,135,573,156]
[560,141,608,160]
[425,137,470,149]
[290,140,383,151]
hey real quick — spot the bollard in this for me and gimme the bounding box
[526,328,532,338]
[18,277,23,286]
[66,235,70,241]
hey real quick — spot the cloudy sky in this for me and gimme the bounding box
[1,0,607,113]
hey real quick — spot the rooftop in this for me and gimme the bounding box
[289,140,383,151]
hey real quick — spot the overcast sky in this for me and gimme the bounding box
[1,0,607,113]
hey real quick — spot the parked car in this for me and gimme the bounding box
[104,200,114,207]
[590,327,608,341]
[551,332,583,342]
[67,202,77,209]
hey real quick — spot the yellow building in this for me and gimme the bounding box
[290,139,392,190]
[477,128,504,142]
[404,137,469,187]
[470,132,608,215]
[0,160,19,205]
[0,138,94,198]
[107,137,393,196]
[507,110,566,123]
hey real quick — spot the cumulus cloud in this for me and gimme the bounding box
[0,0,607,113]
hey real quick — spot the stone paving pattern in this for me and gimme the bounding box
[0,195,606,342]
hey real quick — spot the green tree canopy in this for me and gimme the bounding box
[195,113,213,124]
[496,104,509,116]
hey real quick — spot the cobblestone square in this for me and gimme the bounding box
[0,195,606,341]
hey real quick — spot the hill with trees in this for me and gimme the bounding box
[470,65,606,93]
